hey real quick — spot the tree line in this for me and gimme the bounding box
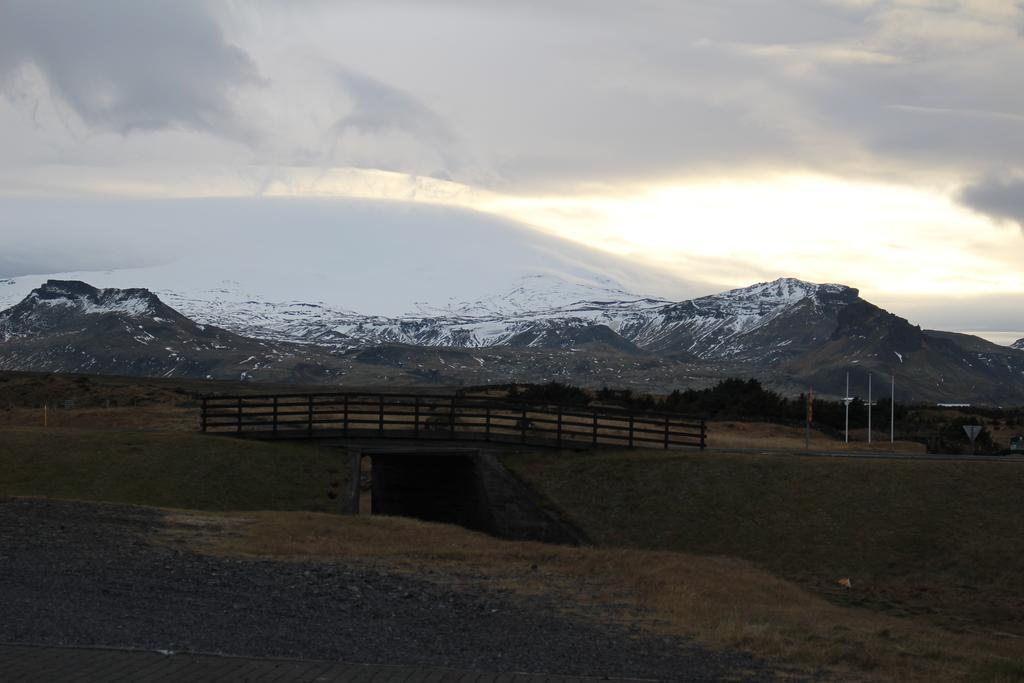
[484,379,1021,454]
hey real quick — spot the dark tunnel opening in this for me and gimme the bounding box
[368,450,486,532]
[354,447,586,545]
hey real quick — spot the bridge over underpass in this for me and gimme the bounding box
[201,391,706,450]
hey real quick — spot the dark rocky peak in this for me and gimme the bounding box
[43,279,162,310]
[34,280,102,300]
[19,280,165,318]
[0,280,210,346]
[830,300,924,353]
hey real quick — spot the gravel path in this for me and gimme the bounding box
[0,498,793,681]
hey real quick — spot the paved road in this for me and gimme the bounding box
[0,498,789,682]
[705,446,1024,463]
[0,643,653,683]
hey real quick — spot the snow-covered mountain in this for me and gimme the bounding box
[0,273,1004,366]
[157,276,860,363]
[136,272,668,350]
[49,274,845,362]
[1014,338,1024,351]
[3,277,1024,403]
[0,280,315,380]
[0,279,688,387]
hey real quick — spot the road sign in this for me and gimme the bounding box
[963,425,983,443]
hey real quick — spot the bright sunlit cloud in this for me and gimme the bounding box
[4,161,1022,308]
[484,176,1024,301]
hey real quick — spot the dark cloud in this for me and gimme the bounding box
[960,176,1024,231]
[2,0,1023,195]
[333,67,453,145]
[330,67,460,176]
[0,0,263,137]
[320,0,1024,190]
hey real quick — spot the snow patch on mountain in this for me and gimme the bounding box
[34,288,156,317]
[1014,338,1024,351]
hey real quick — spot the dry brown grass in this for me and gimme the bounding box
[708,420,926,453]
[0,406,197,431]
[166,510,1024,683]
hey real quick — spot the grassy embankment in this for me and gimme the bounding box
[0,428,348,512]
[504,448,1024,631]
[499,448,1024,677]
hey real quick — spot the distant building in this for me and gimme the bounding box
[936,403,972,408]
[1011,435,1024,452]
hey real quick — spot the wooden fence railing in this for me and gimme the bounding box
[201,392,706,450]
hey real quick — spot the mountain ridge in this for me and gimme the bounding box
[2,277,1023,404]
[148,276,865,357]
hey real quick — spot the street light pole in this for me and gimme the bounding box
[805,387,811,450]
[844,372,850,443]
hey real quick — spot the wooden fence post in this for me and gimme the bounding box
[556,410,563,447]
[485,405,491,441]
[307,395,313,436]
[272,396,279,436]
[200,397,207,433]
[348,451,362,515]
[236,397,243,434]
[414,396,420,437]
[521,406,527,444]
[592,414,598,446]
[343,394,349,435]
[700,420,707,451]
[378,395,385,435]
[664,415,670,450]
[449,396,457,440]
[628,415,634,448]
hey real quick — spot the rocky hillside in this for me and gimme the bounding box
[611,279,859,362]
[783,300,1024,404]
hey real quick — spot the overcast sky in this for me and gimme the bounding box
[0,0,1022,334]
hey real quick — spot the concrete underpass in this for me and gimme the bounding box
[351,447,586,545]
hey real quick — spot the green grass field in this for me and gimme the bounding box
[0,428,349,513]
[503,449,1024,636]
